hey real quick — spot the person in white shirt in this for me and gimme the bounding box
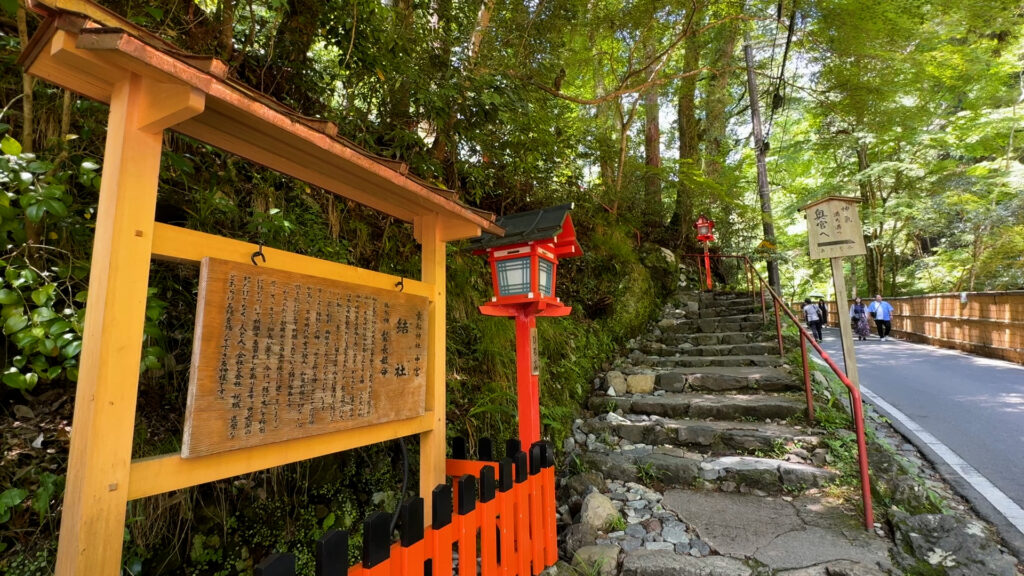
[867,294,895,341]
[802,298,823,342]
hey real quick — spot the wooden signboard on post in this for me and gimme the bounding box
[804,197,867,260]
[183,258,429,457]
[800,196,866,389]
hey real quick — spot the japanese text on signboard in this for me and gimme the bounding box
[805,198,867,260]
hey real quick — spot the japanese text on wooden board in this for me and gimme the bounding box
[182,258,428,457]
[805,199,867,260]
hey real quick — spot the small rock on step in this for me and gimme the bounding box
[581,492,622,534]
[627,374,657,394]
[629,350,648,365]
[606,371,628,396]
[572,545,620,576]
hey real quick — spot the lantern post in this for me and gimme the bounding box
[695,215,716,291]
[469,204,582,448]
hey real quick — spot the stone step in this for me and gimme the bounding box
[581,447,838,492]
[643,342,779,358]
[699,292,755,304]
[591,392,806,421]
[654,331,768,347]
[697,303,760,318]
[581,414,824,454]
[661,316,765,334]
[649,354,784,368]
[657,366,799,392]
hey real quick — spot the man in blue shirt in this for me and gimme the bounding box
[867,294,895,341]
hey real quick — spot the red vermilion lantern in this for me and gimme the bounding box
[469,204,582,447]
[695,215,715,290]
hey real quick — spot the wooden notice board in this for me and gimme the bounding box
[803,197,867,260]
[183,258,428,457]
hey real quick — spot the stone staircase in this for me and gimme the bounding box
[574,291,837,496]
[556,287,1020,575]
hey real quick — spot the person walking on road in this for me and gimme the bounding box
[803,298,823,342]
[867,294,895,341]
[850,297,871,341]
[817,298,829,328]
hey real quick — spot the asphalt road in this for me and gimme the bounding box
[817,327,1024,554]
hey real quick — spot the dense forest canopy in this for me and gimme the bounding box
[0,0,1022,572]
[3,0,1023,294]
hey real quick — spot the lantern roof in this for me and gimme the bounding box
[468,203,582,258]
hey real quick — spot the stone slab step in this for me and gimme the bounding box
[643,342,778,358]
[699,292,755,304]
[698,303,759,318]
[657,366,799,392]
[655,331,769,347]
[651,354,784,368]
[591,392,806,421]
[581,448,837,491]
[662,317,765,334]
[581,415,823,453]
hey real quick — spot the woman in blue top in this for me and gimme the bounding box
[867,294,895,341]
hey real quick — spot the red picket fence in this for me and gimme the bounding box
[254,439,557,576]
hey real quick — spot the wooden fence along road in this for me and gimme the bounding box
[254,439,558,576]
[813,291,1024,365]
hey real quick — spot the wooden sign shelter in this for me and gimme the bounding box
[18,1,502,573]
[799,196,864,390]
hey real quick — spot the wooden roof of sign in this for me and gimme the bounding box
[20,0,502,241]
[797,196,863,212]
[468,203,582,258]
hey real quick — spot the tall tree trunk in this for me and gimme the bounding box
[218,0,235,61]
[17,1,34,154]
[968,226,986,291]
[391,0,416,132]
[673,28,701,247]
[265,0,326,113]
[856,142,884,295]
[703,20,738,183]
[429,0,495,189]
[642,43,661,227]
[17,1,40,245]
[595,70,617,198]
[743,35,780,295]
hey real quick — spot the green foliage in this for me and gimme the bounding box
[0,487,27,523]
[634,459,662,485]
[0,145,91,392]
[606,514,627,533]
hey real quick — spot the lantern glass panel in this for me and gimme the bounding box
[496,257,531,296]
[697,224,710,236]
[538,258,554,297]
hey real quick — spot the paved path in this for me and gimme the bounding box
[818,327,1024,555]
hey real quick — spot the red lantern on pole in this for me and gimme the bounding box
[694,215,715,290]
[470,204,582,448]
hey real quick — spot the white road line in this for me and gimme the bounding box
[860,385,1024,535]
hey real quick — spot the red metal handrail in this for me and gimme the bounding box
[747,258,874,532]
[680,252,874,532]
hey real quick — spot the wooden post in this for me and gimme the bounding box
[830,257,860,390]
[56,74,202,575]
[417,213,447,525]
